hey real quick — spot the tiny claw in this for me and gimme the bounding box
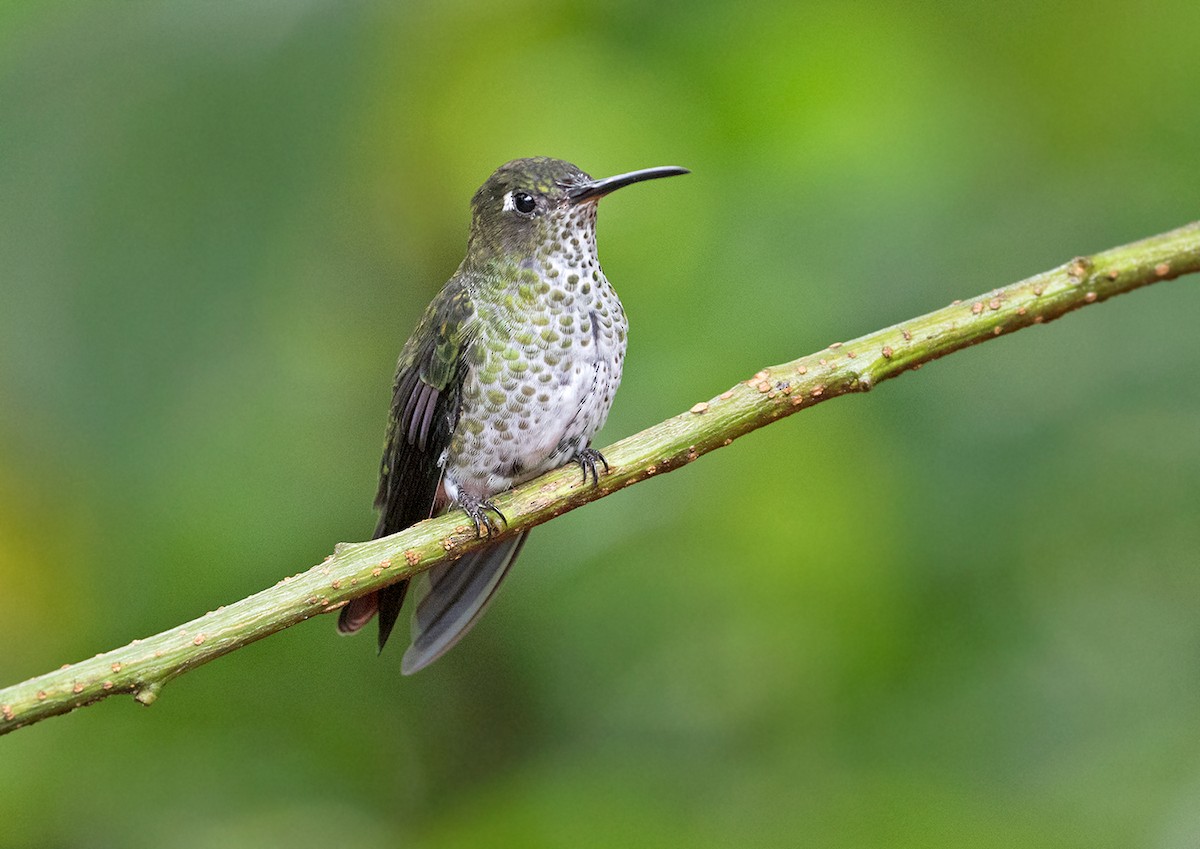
[488,503,508,526]
[460,494,507,538]
[574,448,610,487]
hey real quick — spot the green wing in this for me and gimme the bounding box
[338,278,476,648]
[374,278,475,532]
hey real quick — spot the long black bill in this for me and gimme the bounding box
[568,166,690,205]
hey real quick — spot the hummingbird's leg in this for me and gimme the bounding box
[573,447,610,487]
[459,493,507,538]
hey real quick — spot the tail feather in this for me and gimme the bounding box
[337,593,379,635]
[400,531,528,675]
[375,580,410,653]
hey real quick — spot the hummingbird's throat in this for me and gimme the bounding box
[536,205,599,268]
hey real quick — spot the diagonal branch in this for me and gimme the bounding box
[2,221,1198,736]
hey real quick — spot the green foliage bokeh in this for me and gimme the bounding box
[2,2,1199,846]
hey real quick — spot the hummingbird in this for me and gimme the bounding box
[338,157,689,673]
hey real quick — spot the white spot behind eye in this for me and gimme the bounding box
[502,191,515,212]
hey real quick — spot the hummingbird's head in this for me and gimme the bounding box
[466,157,688,260]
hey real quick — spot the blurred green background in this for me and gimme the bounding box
[2,1,1199,846]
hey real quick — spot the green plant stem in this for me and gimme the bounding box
[2,221,1198,736]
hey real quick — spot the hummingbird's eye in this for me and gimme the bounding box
[511,191,537,215]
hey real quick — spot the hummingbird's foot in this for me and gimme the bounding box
[574,447,610,487]
[459,493,507,538]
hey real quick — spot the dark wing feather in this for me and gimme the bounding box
[338,280,475,650]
